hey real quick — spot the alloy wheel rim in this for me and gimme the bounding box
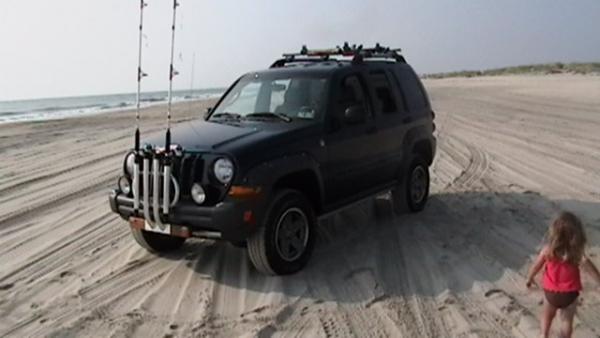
[410,166,427,204]
[275,207,309,262]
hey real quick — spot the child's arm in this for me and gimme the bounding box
[526,246,548,288]
[582,254,600,286]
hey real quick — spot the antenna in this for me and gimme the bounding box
[133,0,148,213]
[165,0,180,152]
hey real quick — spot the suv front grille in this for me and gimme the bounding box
[133,150,225,211]
[173,153,222,206]
[175,153,203,198]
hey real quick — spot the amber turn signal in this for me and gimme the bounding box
[228,186,262,198]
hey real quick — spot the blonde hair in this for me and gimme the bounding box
[546,211,586,265]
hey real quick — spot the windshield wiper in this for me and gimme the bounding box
[211,112,242,120]
[245,112,292,123]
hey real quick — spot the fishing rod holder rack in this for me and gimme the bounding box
[132,145,183,230]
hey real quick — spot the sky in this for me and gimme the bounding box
[0,0,599,101]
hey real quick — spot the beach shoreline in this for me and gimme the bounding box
[0,89,224,125]
[0,98,216,151]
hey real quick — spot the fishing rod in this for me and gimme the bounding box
[135,0,148,152]
[133,0,148,212]
[160,0,180,219]
[165,0,180,152]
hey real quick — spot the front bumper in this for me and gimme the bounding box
[109,189,263,242]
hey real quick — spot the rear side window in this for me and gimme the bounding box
[368,71,398,114]
[395,67,427,112]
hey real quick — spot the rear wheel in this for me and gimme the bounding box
[392,155,430,214]
[247,189,316,275]
[131,228,186,253]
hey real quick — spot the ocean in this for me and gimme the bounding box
[0,88,225,124]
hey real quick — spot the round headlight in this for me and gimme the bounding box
[213,158,234,184]
[118,176,131,195]
[191,183,206,204]
[124,152,135,176]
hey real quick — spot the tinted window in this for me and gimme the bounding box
[395,67,427,112]
[336,75,368,120]
[369,71,398,114]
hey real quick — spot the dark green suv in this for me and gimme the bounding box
[109,45,436,275]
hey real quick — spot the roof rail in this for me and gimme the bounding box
[270,42,406,68]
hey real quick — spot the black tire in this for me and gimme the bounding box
[392,155,430,214]
[131,228,186,253]
[247,189,316,275]
[230,241,247,248]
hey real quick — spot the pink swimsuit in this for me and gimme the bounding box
[542,257,581,308]
[543,258,582,292]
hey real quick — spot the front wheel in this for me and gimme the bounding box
[131,228,186,253]
[392,156,430,214]
[247,189,316,275]
[230,241,247,248]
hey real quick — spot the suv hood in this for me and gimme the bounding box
[144,119,304,153]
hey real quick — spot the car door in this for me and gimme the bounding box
[365,67,409,186]
[323,71,377,205]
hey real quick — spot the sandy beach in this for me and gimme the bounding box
[1,74,600,337]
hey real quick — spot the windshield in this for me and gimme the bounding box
[210,73,328,121]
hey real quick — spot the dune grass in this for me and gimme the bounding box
[423,62,600,79]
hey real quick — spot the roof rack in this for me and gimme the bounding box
[270,42,406,68]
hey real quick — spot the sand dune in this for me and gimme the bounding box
[1,75,600,337]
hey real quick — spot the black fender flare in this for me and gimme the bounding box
[242,153,325,210]
[402,126,435,165]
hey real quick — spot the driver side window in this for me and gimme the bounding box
[334,75,368,127]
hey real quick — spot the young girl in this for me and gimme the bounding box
[526,211,600,338]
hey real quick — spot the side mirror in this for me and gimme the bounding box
[344,105,366,125]
[204,107,213,119]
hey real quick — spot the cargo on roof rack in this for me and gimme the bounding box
[270,42,406,68]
